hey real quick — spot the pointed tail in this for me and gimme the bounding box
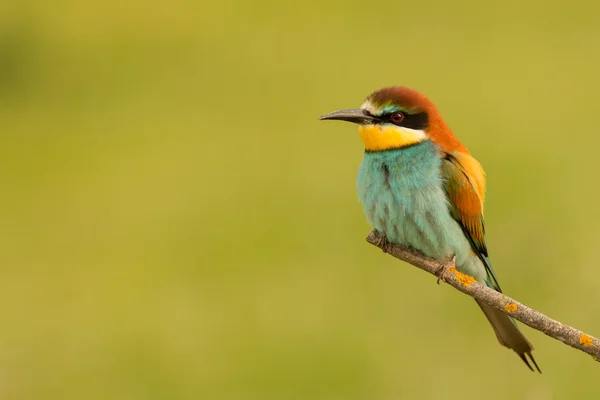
[476,301,541,373]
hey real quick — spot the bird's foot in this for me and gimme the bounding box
[375,232,391,253]
[436,255,456,285]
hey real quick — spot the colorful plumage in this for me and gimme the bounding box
[319,86,540,372]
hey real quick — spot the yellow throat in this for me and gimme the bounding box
[358,124,427,151]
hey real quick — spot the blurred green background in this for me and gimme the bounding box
[1,0,599,398]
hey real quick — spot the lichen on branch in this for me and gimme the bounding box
[366,229,600,362]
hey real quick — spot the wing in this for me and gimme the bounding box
[441,150,502,292]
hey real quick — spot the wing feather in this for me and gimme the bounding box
[441,150,501,291]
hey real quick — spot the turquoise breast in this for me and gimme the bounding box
[356,140,486,282]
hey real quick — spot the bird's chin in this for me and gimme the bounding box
[359,124,427,152]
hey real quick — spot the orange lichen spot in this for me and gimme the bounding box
[579,334,593,347]
[449,267,476,287]
[505,303,518,313]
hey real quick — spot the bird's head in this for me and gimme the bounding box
[320,86,465,153]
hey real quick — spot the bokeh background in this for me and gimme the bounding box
[1,0,599,399]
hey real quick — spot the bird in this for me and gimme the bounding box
[319,86,540,372]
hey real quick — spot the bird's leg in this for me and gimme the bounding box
[436,255,456,285]
[375,231,391,253]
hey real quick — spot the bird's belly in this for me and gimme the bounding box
[357,175,477,279]
[363,183,462,257]
[362,184,486,280]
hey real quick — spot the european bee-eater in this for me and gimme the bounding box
[319,86,540,372]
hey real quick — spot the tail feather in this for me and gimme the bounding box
[477,301,541,373]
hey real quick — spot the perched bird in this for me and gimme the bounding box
[319,86,540,372]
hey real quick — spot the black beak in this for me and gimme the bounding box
[318,108,378,125]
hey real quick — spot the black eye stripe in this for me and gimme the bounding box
[381,111,428,130]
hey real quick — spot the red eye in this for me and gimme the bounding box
[390,112,404,124]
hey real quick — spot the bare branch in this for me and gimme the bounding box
[366,229,600,361]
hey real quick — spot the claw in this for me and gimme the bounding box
[375,232,390,253]
[436,255,456,285]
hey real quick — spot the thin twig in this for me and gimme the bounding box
[366,229,600,361]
